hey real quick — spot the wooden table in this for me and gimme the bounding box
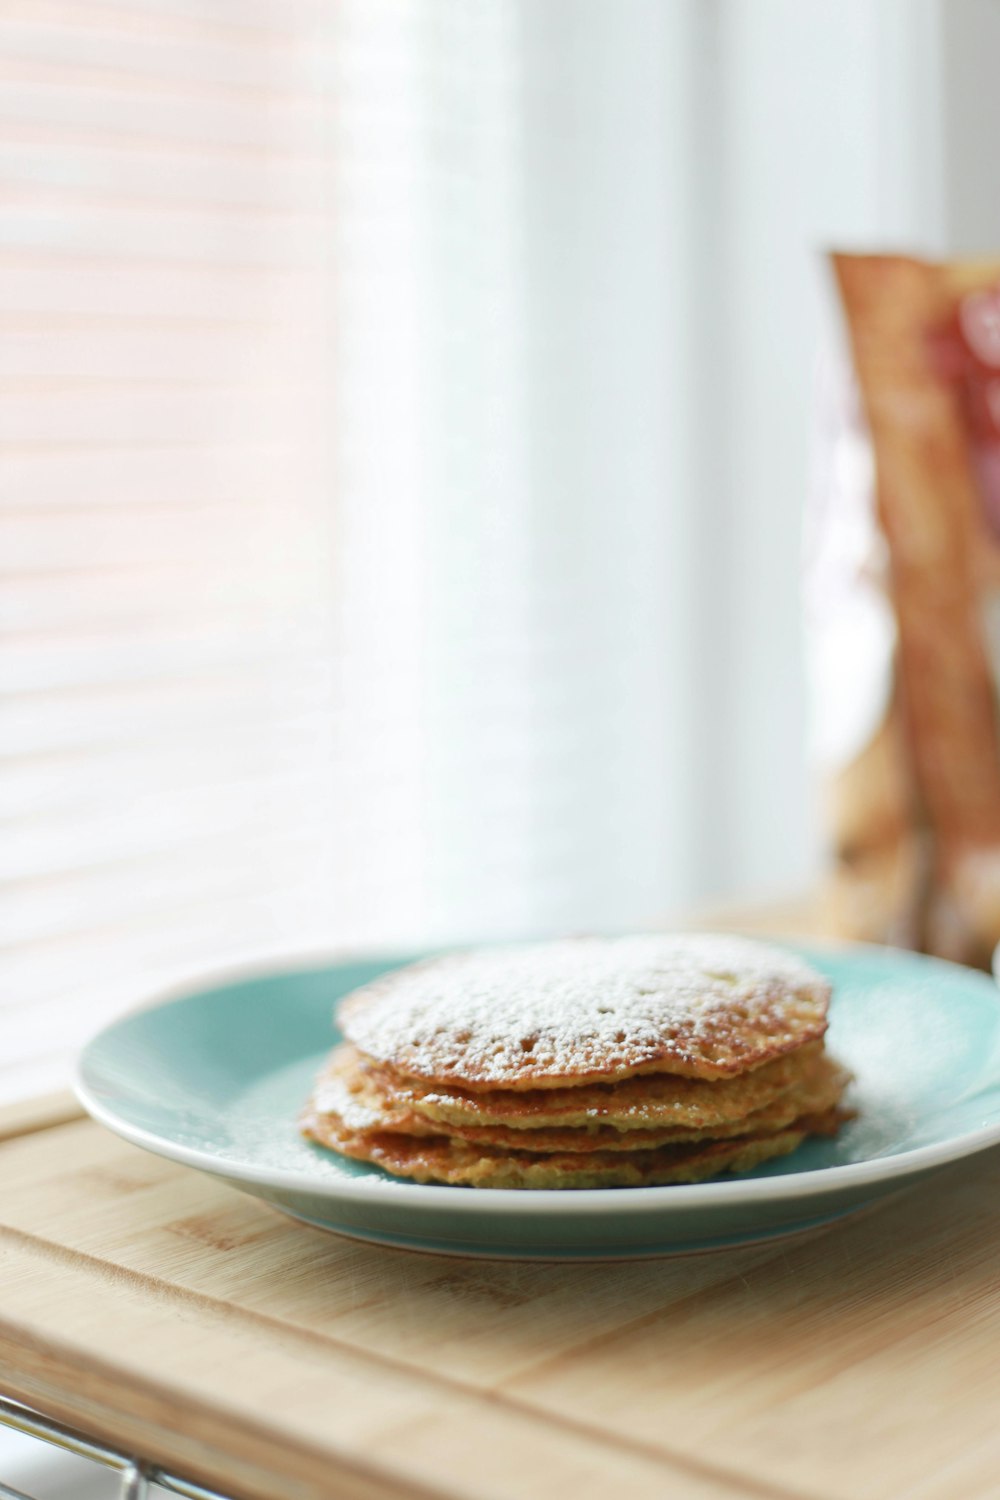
[4,939,1000,1500]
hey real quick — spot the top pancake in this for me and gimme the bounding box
[338,934,830,1090]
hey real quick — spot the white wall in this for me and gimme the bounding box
[940,0,1000,252]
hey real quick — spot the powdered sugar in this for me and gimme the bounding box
[339,934,830,1087]
[313,1070,384,1133]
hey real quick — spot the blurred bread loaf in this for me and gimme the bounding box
[816,253,1000,966]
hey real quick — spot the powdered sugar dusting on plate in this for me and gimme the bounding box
[339,934,830,1088]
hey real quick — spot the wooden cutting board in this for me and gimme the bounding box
[3,1085,1000,1500]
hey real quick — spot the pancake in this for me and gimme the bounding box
[310,1044,441,1138]
[425,1056,851,1154]
[338,935,830,1090]
[305,1044,851,1155]
[300,1108,825,1189]
[364,1045,818,1133]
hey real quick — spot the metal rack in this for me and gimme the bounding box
[0,1397,231,1500]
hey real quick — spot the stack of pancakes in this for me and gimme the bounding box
[301,934,852,1189]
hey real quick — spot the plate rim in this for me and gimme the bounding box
[74,937,1000,1217]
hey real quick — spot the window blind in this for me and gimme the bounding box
[1,0,340,1100]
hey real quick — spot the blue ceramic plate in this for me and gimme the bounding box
[75,943,1000,1260]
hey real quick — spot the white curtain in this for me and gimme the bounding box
[324,0,696,948]
[1,0,951,1101]
[324,0,948,939]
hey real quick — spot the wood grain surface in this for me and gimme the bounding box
[0,1090,82,1143]
[2,1106,1000,1500]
